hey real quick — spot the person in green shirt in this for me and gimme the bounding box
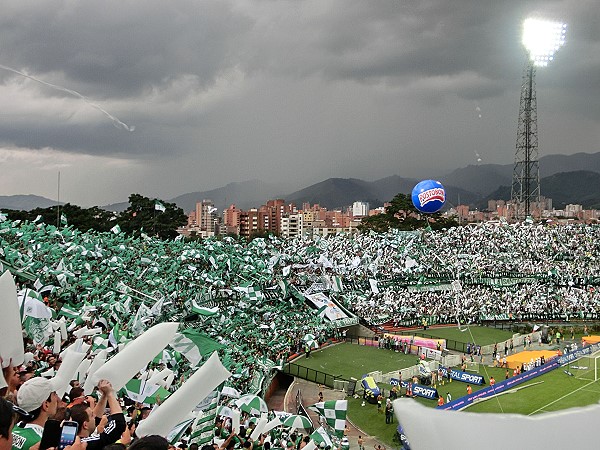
[12,377,60,450]
[2,397,20,450]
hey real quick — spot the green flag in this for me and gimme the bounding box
[190,391,220,445]
[190,299,219,317]
[170,329,223,367]
[308,400,347,438]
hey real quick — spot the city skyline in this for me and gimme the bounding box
[0,0,598,207]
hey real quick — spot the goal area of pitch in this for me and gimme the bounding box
[571,350,600,382]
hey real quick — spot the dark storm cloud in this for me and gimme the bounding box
[0,0,598,205]
[0,1,252,97]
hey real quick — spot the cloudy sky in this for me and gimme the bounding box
[0,0,598,206]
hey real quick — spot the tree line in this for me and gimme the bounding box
[3,194,188,240]
[3,192,457,240]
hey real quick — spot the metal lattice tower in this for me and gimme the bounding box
[510,18,566,221]
[511,62,539,220]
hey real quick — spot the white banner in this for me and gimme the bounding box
[420,348,443,361]
[305,292,348,321]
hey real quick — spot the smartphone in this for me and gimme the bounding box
[59,421,79,450]
[39,420,61,450]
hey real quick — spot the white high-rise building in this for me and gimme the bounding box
[281,213,303,238]
[352,201,369,217]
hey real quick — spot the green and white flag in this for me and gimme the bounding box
[190,390,220,445]
[59,304,80,320]
[170,329,223,367]
[190,299,219,317]
[309,427,334,447]
[110,224,121,234]
[60,214,68,225]
[308,400,347,438]
[167,418,195,445]
[22,316,52,346]
[155,202,166,212]
[234,282,264,301]
[330,276,343,293]
[170,333,202,367]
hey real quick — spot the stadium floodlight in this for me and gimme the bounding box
[522,18,567,67]
[510,17,566,220]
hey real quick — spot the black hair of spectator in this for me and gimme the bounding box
[129,435,169,450]
[69,387,84,401]
[104,444,127,450]
[68,404,90,434]
[0,397,16,440]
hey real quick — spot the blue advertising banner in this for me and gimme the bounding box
[439,360,558,410]
[438,367,485,385]
[439,342,600,411]
[400,380,438,400]
[557,342,600,365]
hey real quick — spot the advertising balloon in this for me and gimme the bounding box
[411,180,446,213]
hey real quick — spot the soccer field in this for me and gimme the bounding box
[293,336,600,447]
[466,368,600,415]
[412,325,515,346]
[297,342,418,380]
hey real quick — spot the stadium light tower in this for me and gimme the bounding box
[511,18,566,220]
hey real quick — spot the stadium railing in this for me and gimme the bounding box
[283,362,345,388]
[346,333,469,353]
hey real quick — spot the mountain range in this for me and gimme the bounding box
[2,152,600,212]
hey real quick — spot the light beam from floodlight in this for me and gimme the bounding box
[522,18,566,67]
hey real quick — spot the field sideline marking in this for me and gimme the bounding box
[460,381,544,411]
[528,379,598,416]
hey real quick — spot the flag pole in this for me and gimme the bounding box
[56,171,61,227]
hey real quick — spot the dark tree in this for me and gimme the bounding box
[118,194,187,239]
[2,204,116,232]
[358,193,458,232]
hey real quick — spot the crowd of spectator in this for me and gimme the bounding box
[2,217,600,450]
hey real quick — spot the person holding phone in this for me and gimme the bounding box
[11,377,60,450]
[68,380,125,450]
[58,422,78,450]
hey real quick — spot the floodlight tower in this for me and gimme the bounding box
[511,18,566,220]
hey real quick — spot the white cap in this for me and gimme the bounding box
[16,377,54,412]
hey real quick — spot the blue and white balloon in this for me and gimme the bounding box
[411,180,446,214]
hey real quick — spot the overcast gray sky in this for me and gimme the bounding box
[0,0,598,206]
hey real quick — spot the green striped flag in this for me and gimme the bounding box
[169,329,223,367]
[314,305,327,318]
[308,400,347,438]
[167,418,195,445]
[330,276,343,293]
[59,304,80,319]
[190,390,220,445]
[190,299,219,317]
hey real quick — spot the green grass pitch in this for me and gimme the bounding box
[293,328,600,447]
